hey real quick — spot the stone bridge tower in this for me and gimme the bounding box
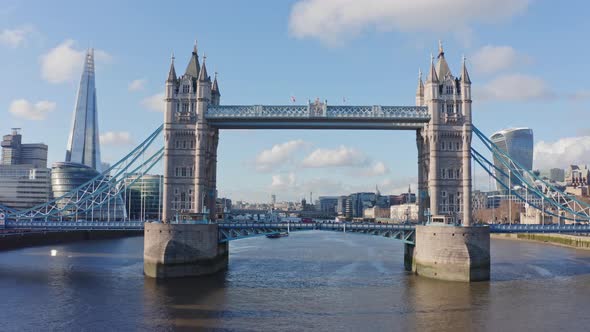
[416,42,472,225]
[162,43,220,222]
[410,43,489,282]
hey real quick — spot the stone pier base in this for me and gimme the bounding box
[143,223,228,278]
[405,224,490,282]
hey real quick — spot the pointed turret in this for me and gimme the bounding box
[167,53,177,82]
[416,68,424,96]
[212,72,220,95]
[460,55,471,84]
[184,40,200,78]
[435,40,451,79]
[427,54,439,83]
[211,72,221,105]
[198,54,210,82]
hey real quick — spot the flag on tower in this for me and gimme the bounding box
[290,96,296,103]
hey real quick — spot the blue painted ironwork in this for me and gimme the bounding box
[206,105,430,129]
[207,105,429,119]
[489,224,590,233]
[5,220,145,231]
[472,125,590,222]
[6,126,164,221]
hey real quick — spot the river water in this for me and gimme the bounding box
[1,231,590,331]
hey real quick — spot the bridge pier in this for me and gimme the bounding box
[406,225,490,282]
[143,223,228,278]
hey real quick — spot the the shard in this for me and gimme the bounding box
[65,48,102,171]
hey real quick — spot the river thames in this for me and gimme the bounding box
[1,231,590,331]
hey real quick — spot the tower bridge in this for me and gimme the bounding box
[5,42,588,282]
[146,41,488,282]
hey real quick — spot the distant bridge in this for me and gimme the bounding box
[5,220,590,246]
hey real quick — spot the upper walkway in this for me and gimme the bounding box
[205,105,430,130]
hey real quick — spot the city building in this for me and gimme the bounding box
[0,165,52,210]
[390,204,419,223]
[549,168,565,182]
[363,206,390,219]
[565,165,590,196]
[0,129,52,210]
[123,174,163,221]
[1,128,48,168]
[348,192,376,218]
[50,49,125,220]
[65,48,103,171]
[318,196,339,216]
[490,128,534,192]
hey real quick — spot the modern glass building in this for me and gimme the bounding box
[490,128,534,192]
[123,174,162,221]
[65,48,102,171]
[51,162,126,220]
[0,165,52,210]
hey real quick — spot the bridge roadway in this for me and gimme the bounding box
[4,220,590,243]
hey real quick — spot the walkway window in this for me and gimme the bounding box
[183,85,189,93]
[181,167,187,177]
[456,169,460,178]
[448,169,453,179]
[440,168,445,178]
[175,168,179,177]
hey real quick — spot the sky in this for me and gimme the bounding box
[1,0,589,203]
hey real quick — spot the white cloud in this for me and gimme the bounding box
[289,0,530,45]
[8,99,56,120]
[256,140,307,171]
[0,26,33,48]
[534,136,590,170]
[99,131,134,146]
[271,172,297,190]
[40,40,112,84]
[477,74,553,101]
[128,79,147,92]
[302,146,368,168]
[359,161,390,176]
[470,45,532,75]
[141,92,165,112]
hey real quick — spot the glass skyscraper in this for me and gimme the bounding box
[490,128,534,192]
[65,48,102,171]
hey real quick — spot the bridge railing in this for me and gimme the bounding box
[206,105,430,121]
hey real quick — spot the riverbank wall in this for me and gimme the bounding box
[0,230,143,251]
[492,233,590,250]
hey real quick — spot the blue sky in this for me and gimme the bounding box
[1,0,589,202]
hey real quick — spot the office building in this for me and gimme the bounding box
[1,128,48,168]
[490,128,533,192]
[318,196,339,215]
[549,168,565,182]
[0,129,52,210]
[65,48,103,171]
[123,174,163,221]
[0,165,52,210]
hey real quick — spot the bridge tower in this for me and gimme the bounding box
[409,42,490,281]
[145,44,227,278]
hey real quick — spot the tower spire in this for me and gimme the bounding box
[198,53,209,81]
[185,40,200,78]
[438,40,444,58]
[427,54,439,83]
[167,52,177,82]
[416,68,424,95]
[461,55,471,84]
[435,40,451,79]
[212,71,220,95]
